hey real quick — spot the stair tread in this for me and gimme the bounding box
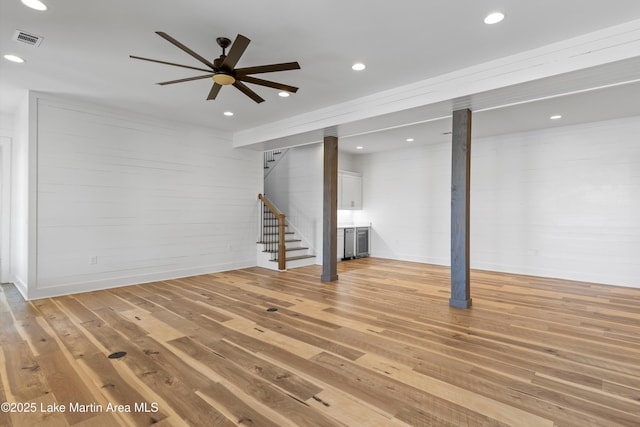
[271,255,316,262]
[256,239,301,244]
[263,247,309,253]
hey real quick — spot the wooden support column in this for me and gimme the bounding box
[321,135,339,282]
[450,108,472,308]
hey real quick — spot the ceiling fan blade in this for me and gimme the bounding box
[235,62,301,76]
[207,83,222,100]
[236,75,298,93]
[158,74,214,85]
[155,31,216,69]
[130,55,214,73]
[221,34,250,71]
[233,81,265,103]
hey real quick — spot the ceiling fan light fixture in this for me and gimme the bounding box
[278,91,290,97]
[212,72,236,85]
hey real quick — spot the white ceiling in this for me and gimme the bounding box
[2,1,640,146]
[339,79,640,154]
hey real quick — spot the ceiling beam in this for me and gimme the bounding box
[234,20,640,149]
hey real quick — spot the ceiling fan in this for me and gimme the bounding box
[130,32,300,103]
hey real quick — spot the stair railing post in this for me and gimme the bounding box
[259,197,263,245]
[278,213,286,271]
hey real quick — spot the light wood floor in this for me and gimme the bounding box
[1,258,639,426]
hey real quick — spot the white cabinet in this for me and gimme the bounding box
[338,171,362,210]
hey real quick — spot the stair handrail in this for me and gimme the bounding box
[258,194,286,270]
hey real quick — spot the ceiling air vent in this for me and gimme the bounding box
[13,30,44,47]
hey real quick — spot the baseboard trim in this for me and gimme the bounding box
[11,276,28,300]
[27,261,256,300]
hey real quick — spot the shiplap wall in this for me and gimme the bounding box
[0,136,10,283]
[0,112,12,283]
[360,141,451,265]
[360,115,640,288]
[9,95,31,297]
[30,96,261,299]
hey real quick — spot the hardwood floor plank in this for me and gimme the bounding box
[168,337,341,427]
[130,336,284,427]
[194,387,279,427]
[0,311,22,346]
[315,351,551,427]
[9,393,70,427]
[205,298,366,361]
[222,316,325,359]
[0,360,13,427]
[29,299,100,360]
[0,342,49,402]
[76,352,169,426]
[2,259,639,426]
[306,388,408,427]
[34,350,99,425]
[531,373,640,422]
[173,336,322,400]
[112,307,185,343]
[56,297,232,426]
[602,380,640,401]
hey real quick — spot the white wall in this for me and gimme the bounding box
[360,141,451,264]
[0,113,12,283]
[338,151,361,173]
[0,113,13,136]
[24,94,261,299]
[0,136,11,283]
[10,94,32,297]
[264,143,324,259]
[360,115,640,288]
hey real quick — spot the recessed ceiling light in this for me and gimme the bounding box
[356,146,363,150]
[406,138,414,142]
[21,0,47,11]
[550,115,562,120]
[352,63,366,71]
[484,12,504,25]
[4,54,25,63]
[223,111,234,116]
[278,91,290,97]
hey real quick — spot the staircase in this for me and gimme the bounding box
[263,149,285,178]
[257,194,316,270]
